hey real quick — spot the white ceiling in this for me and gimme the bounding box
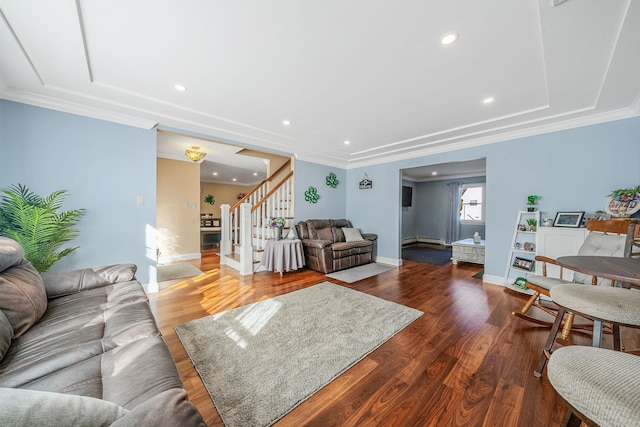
[156,131,268,185]
[1,0,639,169]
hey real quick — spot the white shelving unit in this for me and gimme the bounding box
[504,210,540,294]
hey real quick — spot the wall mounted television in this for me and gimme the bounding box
[402,186,412,207]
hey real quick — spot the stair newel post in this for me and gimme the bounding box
[220,204,231,265]
[239,202,253,275]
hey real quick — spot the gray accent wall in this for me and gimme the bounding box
[410,177,486,243]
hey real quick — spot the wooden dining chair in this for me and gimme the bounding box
[625,220,640,258]
[512,218,632,337]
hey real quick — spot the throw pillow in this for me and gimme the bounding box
[0,259,47,337]
[0,237,24,273]
[342,227,364,242]
[0,387,128,426]
[0,310,13,360]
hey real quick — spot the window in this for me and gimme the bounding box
[460,184,485,223]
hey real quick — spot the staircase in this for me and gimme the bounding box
[220,160,294,275]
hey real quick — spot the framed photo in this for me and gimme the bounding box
[553,211,584,228]
[513,256,535,271]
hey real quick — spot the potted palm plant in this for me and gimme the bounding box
[0,184,85,273]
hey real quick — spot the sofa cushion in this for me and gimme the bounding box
[0,259,47,338]
[0,237,24,273]
[0,310,13,360]
[331,240,373,259]
[0,387,128,426]
[342,227,364,242]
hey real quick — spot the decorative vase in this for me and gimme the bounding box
[274,227,282,241]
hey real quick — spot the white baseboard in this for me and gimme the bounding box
[157,252,201,265]
[375,256,402,266]
[481,274,504,286]
[418,237,446,245]
[403,236,446,245]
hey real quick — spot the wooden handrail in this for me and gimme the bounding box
[230,158,291,211]
[252,170,294,213]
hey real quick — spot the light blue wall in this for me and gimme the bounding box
[414,176,486,242]
[345,116,640,278]
[294,160,346,222]
[3,98,639,284]
[0,100,157,283]
[401,180,417,240]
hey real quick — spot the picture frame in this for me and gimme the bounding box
[553,211,585,228]
[513,256,535,271]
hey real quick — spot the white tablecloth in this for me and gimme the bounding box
[259,239,305,273]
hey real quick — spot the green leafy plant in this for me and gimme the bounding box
[608,185,640,200]
[204,194,215,205]
[0,184,85,273]
[527,195,538,206]
[526,219,537,226]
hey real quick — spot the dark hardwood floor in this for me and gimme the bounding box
[149,251,640,426]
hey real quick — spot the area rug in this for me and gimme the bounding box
[174,282,422,427]
[325,262,395,283]
[402,246,452,265]
[157,263,204,282]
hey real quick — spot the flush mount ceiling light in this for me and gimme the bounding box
[282,120,291,126]
[432,171,438,176]
[344,140,351,145]
[185,146,206,162]
[440,32,459,45]
[174,84,187,91]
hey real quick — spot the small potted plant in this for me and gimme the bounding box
[526,218,537,232]
[527,195,538,212]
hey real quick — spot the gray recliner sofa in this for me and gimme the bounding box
[296,219,377,274]
[0,237,205,426]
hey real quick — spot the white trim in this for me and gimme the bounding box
[157,252,201,264]
[375,256,402,267]
[482,274,505,287]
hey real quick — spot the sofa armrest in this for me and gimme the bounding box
[362,233,377,241]
[111,389,206,427]
[301,239,333,249]
[42,264,137,299]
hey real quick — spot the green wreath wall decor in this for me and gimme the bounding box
[204,194,215,205]
[304,186,320,203]
[325,172,339,188]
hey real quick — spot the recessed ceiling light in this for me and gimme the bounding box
[253,172,258,176]
[483,97,495,104]
[432,171,438,176]
[213,172,218,176]
[440,32,459,45]
[174,84,187,91]
[282,120,291,126]
[344,140,350,145]
[232,178,237,182]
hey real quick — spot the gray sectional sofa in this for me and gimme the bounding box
[0,237,205,426]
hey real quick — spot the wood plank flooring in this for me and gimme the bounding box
[149,251,640,426]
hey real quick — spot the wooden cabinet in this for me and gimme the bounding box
[536,226,589,281]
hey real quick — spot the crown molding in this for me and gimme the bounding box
[345,107,640,169]
[0,88,157,129]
